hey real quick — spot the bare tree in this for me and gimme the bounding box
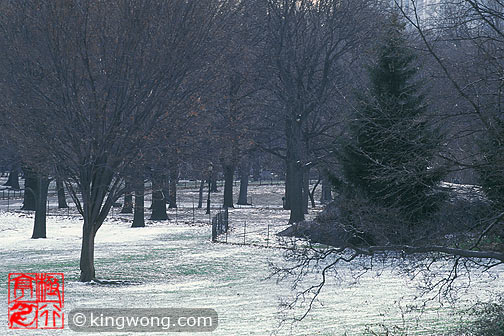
[259,0,375,223]
[194,1,266,209]
[0,0,227,282]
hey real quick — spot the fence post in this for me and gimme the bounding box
[266,223,270,248]
[212,217,217,242]
[225,208,228,232]
[243,221,246,245]
[192,197,195,224]
[7,193,10,211]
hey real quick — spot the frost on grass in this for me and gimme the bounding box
[0,183,502,335]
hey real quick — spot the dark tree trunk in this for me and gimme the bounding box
[4,166,20,190]
[252,159,261,181]
[210,178,218,192]
[121,179,133,214]
[223,164,235,208]
[283,164,291,210]
[309,187,316,208]
[309,177,321,208]
[56,178,68,208]
[77,160,115,282]
[237,159,250,205]
[21,168,37,210]
[206,179,211,215]
[287,159,304,223]
[286,118,305,224]
[32,175,49,239]
[169,166,178,208]
[302,167,309,214]
[162,174,170,204]
[320,172,333,203]
[79,222,96,282]
[121,192,133,213]
[198,180,204,208]
[132,175,145,227]
[150,173,168,220]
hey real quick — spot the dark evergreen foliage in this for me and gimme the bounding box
[341,14,444,222]
[479,120,504,211]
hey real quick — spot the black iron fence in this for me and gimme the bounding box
[211,208,229,242]
[209,207,303,250]
[0,189,23,200]
[177,179,287,189]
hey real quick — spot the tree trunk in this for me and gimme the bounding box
[206,179,211,214]
[198,180,204,208]
[169,165,178,208]
[223,164,235,208]
[309,177,321,208]
[309,187,316,208]
[252,159,261,181]
[150,173,168,220]
[79,223,96,282]
[21,168,37,210]
[56,178,68,208]
[121,179,133,214]
[283,164,291,210]
[76,160,116,282]
[4,166,20,190]
[237,159,250,205]
[210,178,218,192]
[302,167,309,214]
[32,175,49,239]
[163,174,170,205]
[132,175,145,227]
[287,159,304,223]
[320,172,333,203]
[286,118,305,223]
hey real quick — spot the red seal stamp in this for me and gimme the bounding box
[8,273,64,329]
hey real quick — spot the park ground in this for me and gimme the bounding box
[0,179,502,335]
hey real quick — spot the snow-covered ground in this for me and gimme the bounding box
[0,180,502,335]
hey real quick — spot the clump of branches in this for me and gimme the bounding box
[451,295,504,336]
[272,182,503,326]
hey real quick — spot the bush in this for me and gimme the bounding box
[318,188,415,246]
[452,296,504,336]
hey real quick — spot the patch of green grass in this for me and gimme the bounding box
[176,263,220,276]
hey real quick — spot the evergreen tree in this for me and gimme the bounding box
[342,14,444,223]
[479,120,504,210]
[478,123,504,243]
